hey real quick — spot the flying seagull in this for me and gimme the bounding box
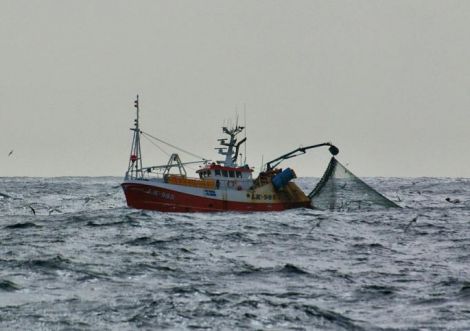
[8,150,13,157]
[28,205,36,216]
[404,216,418,232]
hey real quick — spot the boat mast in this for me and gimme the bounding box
[127,95,143,179]
[243,103,247,165]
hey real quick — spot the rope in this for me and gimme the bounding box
[141,131,207,161]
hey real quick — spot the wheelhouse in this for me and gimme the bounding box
[196,164,253,180]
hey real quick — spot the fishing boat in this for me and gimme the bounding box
[121,96,339,212]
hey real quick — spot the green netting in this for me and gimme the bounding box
[309,157,400,210]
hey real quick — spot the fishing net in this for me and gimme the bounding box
[309,157,399,210]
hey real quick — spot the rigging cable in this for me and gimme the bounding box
[141,133,171,157]
[140,131,207,161]
[141,131,205,171]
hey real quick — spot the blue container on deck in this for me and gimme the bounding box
[272,168,296,190]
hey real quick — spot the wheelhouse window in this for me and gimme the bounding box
[229,171,235,178]
[222,170,228,177]
[215,169,221,176]
[236,171,242,178]
[200,171,211,178]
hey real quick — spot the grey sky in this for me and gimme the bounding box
[1,1,469,177]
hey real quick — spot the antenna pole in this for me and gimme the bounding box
[136,94,139,128]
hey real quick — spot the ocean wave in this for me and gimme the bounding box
[4,222,41,229]
[1,176,470,330]
[0,279,21,292]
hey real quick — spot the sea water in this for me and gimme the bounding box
[0,176,469,330]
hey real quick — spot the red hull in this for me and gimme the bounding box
[122,183,310,212]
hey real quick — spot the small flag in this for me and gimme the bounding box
[134,99,138,108]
